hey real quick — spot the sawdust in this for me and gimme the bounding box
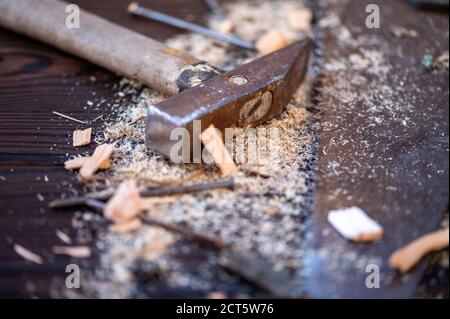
[167,0,313,70]
[73,0,316,298]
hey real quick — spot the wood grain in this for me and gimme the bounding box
[0,0,202,95]
[0,0,210,298]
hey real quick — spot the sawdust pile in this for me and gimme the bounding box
[73,0,316,298]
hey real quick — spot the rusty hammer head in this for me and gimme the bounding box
[146,38,314,158]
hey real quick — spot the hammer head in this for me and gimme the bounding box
[146,38,313,157]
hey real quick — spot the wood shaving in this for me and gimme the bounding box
[79,144,114,179]
[104,180,176,225]
[327,207,384,242]
[14,244,43,265]
[52,246,92,259]
[64,156,110,170]
[389,228,449,273]
[104,180,143,224]
[201,125,238,177]
[55,229,72,245]
[73,128,92,147]
[65,157,87,170]
[256,29,290,55]
[52,111,88,124]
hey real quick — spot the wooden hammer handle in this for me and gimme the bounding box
[0,0,217,95]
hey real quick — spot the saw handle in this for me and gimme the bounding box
[0,0,219,95]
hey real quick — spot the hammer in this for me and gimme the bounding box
[0,0,313,158]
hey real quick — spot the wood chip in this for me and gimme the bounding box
[207,291,228,299]
[65,157,87,170]
[256,29,290,55]
[110,218,143,234]
[201,125,238,177]
[104,180,144,224]
[73,128,92,147]
[327,207,384,242]
[287,8,313,31]
[104,180,176,224]
[52,246,91,258]
[14,244,43,265]
[79,144,114,179]
[64,156,110,170]
[55,229,72,244]
[389,228,449,273]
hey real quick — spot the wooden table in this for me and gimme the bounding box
[0,0,448,298]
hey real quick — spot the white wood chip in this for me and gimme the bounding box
[327,206,383,242]
[389,228,449,273]
[55,229,72,244]
[14,244,43,265]
[52,246,91,258]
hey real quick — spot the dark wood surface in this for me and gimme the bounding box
[0,0,210,298]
